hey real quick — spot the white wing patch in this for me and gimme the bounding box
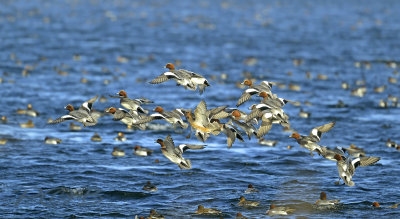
[164,72,180,79]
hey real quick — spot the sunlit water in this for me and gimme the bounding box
[1,0,400,218]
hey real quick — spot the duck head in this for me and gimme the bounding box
[165,63,175,70]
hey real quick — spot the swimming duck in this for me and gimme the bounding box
[142,181,157,191]
[110,90,150,113]
[69,122,82,131]
[0,139,7,145]
[258,138,277,146]
[356,79,366,86]
[335,100,347,108]
[374,85,386,93]
[235,212,248,219]
[236,80,275,107]
[195,205,222,214]
[317,74,328,80]
[386,138,397,148]
[99,95,108,103]
[44,137,62,145]
[290,122,336,156]
[20,120,34,128]
[288,83,301,91]
[293,58,303,66]
[114,132,127,142]
[341,82,350,90]
[237,196,259,207]
[111,147,125,157]
[351,87,367,97]
[372,202,380,207]
[266,204,295,215]
[334,154,380,186]
[388,77,397,84]
[134,145,153,156]
[315,192,340,205]
[90,133,102,142]
[379,99,388,108]
[1,116,7,123]
[305,71,312,79]
[148,209,164,219]
[156,135,206,169]
[304,101,312,106]
[16,104,39,117]
[149,63,210,94]
[49,95,98,127]
[298,108,311,118]
[244,184,259,193]
[371,202,399,208]
[184,100,222,142]
[388,95,398,103]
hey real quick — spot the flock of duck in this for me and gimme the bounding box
[10,62,389,217]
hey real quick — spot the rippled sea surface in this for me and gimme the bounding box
[1,0,400,218]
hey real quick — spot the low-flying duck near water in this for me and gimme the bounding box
[106,107,146,130]
[334,153,380,186]
[110,90,151,113]
[184,100,222,142]
[136,107,188,128]
[236,80,275,107]
[155,135,206,169]
[290,122,336,156]
[49,95,98,127]
[149,63,210,94]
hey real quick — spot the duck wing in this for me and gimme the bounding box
[149,72,181,84]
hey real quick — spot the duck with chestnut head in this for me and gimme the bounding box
[110,90,150,114]
[236,80,275,107]
[315,192,340,206]
[195,205,221,214]
[134,145,153,156]
[155,135,205,170]
[49,95,98,127]
[289,121,336,156]
[266,204,295,216]
[334,153,380,186]
[149,63,210,94]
